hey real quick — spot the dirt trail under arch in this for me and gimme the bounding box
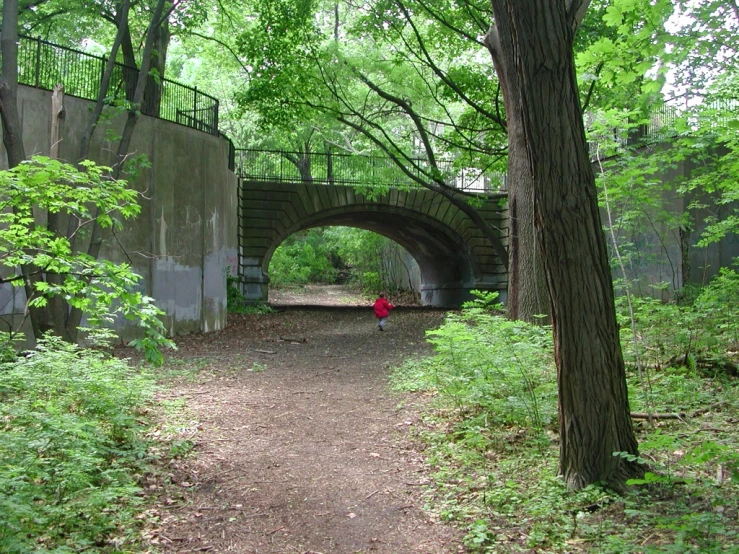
[151,287,463,553]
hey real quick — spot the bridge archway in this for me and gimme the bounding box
[264,206,479,306]
[238,180,508,307]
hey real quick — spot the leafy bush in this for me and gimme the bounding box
[0,337,156,552]
[0,156,174,364]
[227,274,249,312]
[226,275,275,314]
[268,227,417,294]
[324,227,417,295]
[618,267,739,373]
[356,270,382,296]
[693,267,739,352]
[392,291,557,432]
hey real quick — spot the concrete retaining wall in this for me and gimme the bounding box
[600,146,739,298]
[0,85,238,340]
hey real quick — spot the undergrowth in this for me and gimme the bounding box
[227,275,275,314]
[0,336,179,553]
[391,286,739,553]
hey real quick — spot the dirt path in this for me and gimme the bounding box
[152,290,463,553]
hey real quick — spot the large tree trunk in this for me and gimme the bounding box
[118,1,139,103]
[143,15,170,117]
[78,0,131,165]
[489,0,642,490]
[484,34,549,323]
[0,0,26,169]
[0,0,50,341]
[116,0,171,114]
[46,85,73,341]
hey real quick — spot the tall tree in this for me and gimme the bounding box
[1,0,26,168]
[64,0,169,341]
[1,0,54,340]
[487,0,643,490]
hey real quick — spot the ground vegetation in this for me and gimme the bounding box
[390,274,738,552]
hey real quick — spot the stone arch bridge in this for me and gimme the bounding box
[237,157,509,307]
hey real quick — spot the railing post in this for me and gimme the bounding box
[213,99,219,135]
[193,86,198,130]
[34,36,42,88]
[100,55,107,98]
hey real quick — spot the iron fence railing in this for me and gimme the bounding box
[588,93,736,157]
[9,35,219,136]
[234,148,506,192]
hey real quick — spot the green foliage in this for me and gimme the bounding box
[0,156,174,364]
[355,270,382,296]
[269,229,338,287]
[226,274,276,314]
[460,289,505,312]
[0,336,156,552]
[618,268,739,376]
[227,274,248,312]
[392,291,557,431]
[395,277,739,552]
[693,268,739,349]
[586,2,738,278]
[249,361,267,373]
[577,0,672,111]
[235,0,323,131]
[237,0,508,186]
[463,519,496,551]
[324,227,416,296]
[267,226,417,295]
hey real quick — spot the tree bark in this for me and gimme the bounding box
[484,28,549,323]
[118,1,139,102]
[489,0,642,490]
[78,0,131,164]
[284,139,314,183]
[70,0,132,253]
[0,0,26,169]
[143,15,170,117]
[46,84,72,341]
[0,0,49,341]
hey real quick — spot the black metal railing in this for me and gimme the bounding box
[10,35,219,136]
[588,93,736,157]
[234,148,506,192]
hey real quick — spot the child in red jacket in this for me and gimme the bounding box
[373,293,395,331]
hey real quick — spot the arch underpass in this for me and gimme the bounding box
[238,180,508,307]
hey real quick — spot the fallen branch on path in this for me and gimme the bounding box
[630,412,685,420]
[630,401,728,421]
[279,335,308,343]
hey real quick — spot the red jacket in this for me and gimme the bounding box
[373,297,394,318]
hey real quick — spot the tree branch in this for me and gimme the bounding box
[392,4,506,128]
[566,0,592,33]
[188,30,251,73]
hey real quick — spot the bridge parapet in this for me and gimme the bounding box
[235,149,507,193]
